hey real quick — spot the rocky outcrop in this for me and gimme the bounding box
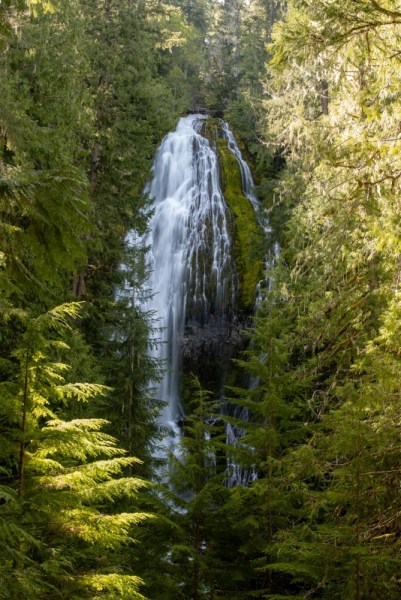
[182,314,251,361]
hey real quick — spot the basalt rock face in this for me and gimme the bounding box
[182,314,252,361]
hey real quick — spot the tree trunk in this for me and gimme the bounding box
[321,79,329,115]
[18,350,30,498]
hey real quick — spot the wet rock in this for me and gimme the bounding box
[181,315,251,361]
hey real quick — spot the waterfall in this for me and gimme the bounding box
[143,115,236,451]
[139,114,267,483]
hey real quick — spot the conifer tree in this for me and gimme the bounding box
[0,0,92,305]
[0,303,151,599]
[243,0,401,596]
[75,0,192,469]
[136,378,245,599]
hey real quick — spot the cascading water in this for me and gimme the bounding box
[222,121,277,299]
[221,124,280,486]
[143,115,237,452]
[221,121,259,211]
[138,114,269,486]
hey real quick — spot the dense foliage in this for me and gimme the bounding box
[2,0,401,598]
[234,0,401,597]
[0,0,192,596]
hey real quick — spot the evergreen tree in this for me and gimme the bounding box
[0,0,92,305]
[137,378,245,599]
[0,303,151,599]
[75,0,191,469]
[242,0,401,596]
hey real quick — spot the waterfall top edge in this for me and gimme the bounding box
[176,113,208,132]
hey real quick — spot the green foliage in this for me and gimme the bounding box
[73,1,190,477]
[232,0,401,597]
[9,0,401,598]
[0,303,151,599]
[161,0,210,109]
[158,377,248,599]
[0,1,196,596]
[0,0,92,303]
[96,243,164,474]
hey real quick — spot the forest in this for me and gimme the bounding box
[1,0,401,598]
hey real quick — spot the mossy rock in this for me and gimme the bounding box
[202,119,263,312]
[202,118,221,143]
[216,138,263,310]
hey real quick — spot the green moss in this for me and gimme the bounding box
[216,138,263,310]
[201,119,264,311]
